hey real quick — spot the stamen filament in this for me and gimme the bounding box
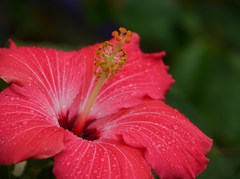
[72,74,106,136]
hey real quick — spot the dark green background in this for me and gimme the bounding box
[1,0,240,178]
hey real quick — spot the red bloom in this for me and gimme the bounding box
[0,30,212,178]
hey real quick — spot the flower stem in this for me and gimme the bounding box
[72,74,106,136]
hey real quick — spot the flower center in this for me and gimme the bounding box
[72,27,132,136]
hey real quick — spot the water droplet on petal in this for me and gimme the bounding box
[173,125,178,130]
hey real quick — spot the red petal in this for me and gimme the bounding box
[53,131,153,179]
[88,100,212,178]
[0,45,83,121]
[0,85,64,164]
[68,33,174,124]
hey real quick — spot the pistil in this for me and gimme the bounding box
[72,74,105,136]
[72,27,132,136]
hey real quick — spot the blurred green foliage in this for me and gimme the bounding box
[0,0,240,178]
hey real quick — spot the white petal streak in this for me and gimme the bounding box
[44,50,58,99]
[26,49,56,102]
[1,47,83,119]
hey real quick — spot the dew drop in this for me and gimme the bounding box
[173,125,178,130]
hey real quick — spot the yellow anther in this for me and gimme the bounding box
[94,27,132,80]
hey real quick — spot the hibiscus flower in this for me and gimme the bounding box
[0,28,212,179]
